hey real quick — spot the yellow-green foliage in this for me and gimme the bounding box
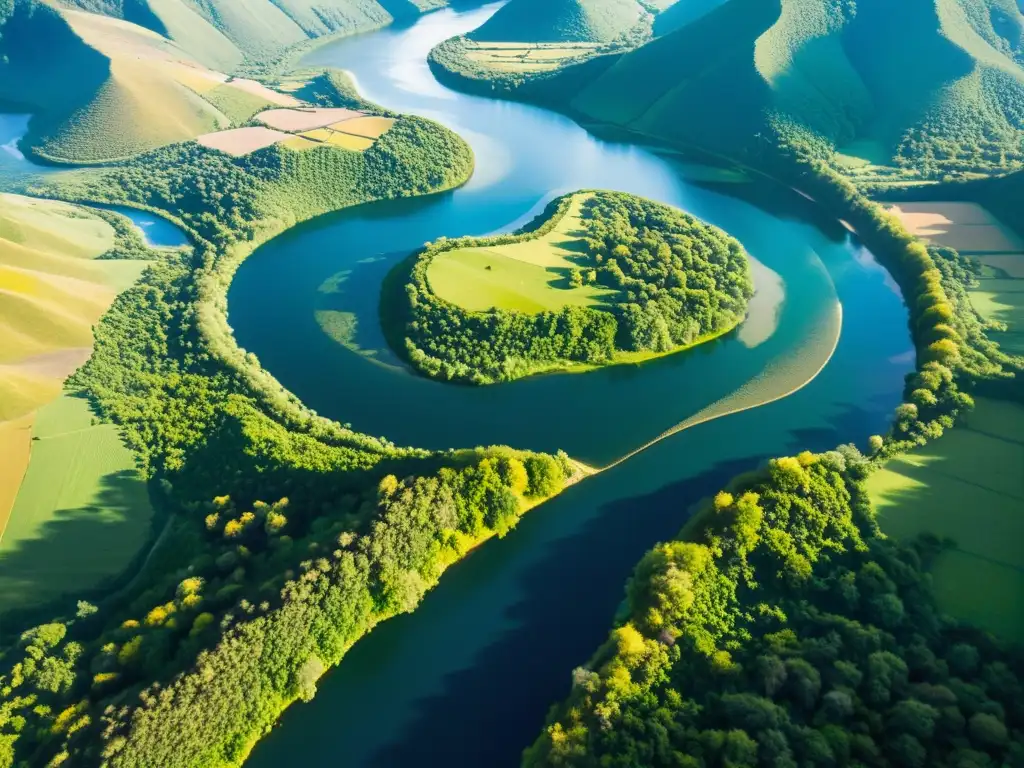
[200,84,275,125]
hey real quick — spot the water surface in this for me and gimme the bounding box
[226,5,914,765]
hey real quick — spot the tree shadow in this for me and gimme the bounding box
[0,469,155,627]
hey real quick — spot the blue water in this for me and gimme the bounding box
[97,205,190,248]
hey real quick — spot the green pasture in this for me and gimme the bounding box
[426,247,616,313]
[971,265,1024,356]
[868,397,1024,642]
[426,193,619,313]
[0,395,154,613]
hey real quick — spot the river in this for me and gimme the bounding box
[229,3,915,767]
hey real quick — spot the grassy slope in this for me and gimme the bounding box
[0,193,149,419]
[471,0,644,43]
[0,395,154,614]
[529,0,1024,172]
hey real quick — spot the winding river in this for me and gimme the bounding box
[0,3,915,764]
[229,4,915,766]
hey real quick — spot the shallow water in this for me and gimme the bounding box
[232,5,915,767]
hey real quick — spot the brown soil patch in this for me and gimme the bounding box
[197,127,290,156]
[888,202,1024,253]
[256,107,365,132]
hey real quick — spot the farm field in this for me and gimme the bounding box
[0,194,149,420]
[255,107,365,132]
[0,396,154,614]
[971,268,1024,355]
[886,202,1024,276]
[462,41,600,72]
[426,193,618,312]
[868,397,1024,642]
[0,194,152,603]
[197,126,291,156]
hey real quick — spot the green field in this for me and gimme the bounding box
[426,194,619,313]
[0,395,154,614]
[463,41,600,73]
[868,396,1024,642]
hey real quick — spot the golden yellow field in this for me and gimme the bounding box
[301,129,375,151]
[328,116,395,138]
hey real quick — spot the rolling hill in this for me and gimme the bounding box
[0,0,308,162]
[470,0,648,43]
[525,0,1024,176]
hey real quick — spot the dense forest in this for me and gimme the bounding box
[397,191,753,384]
[524,448,1024,767]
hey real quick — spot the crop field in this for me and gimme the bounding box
[971,268,1024,355]
[197,126,291,156]
[868,397,1024,642]
[256,107,365,132]
[326,116,395,138]
[463,41,600,72]
[887,202,1024,251]
[300,129,375,151]
[0,396,154,613]
[0,195,150,559]
[427,193,619,312]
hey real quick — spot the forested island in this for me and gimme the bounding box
[392,191,754,384]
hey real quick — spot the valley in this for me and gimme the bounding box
[0,1,1021,767]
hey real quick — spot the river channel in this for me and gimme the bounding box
[228,3,916,766]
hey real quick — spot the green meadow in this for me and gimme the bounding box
[868,396,1024,642]
[0,395,154,614]
[426,193,619,313]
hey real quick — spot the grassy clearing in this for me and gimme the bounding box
[463,41,600,72]
[0,396,154,614]
[427,193,619,312]
[0,195,151,565]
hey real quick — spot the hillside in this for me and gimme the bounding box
[56,0,458,70]
[0,0,304,162]
[471,0,646,43]
[522,0,1024,177]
